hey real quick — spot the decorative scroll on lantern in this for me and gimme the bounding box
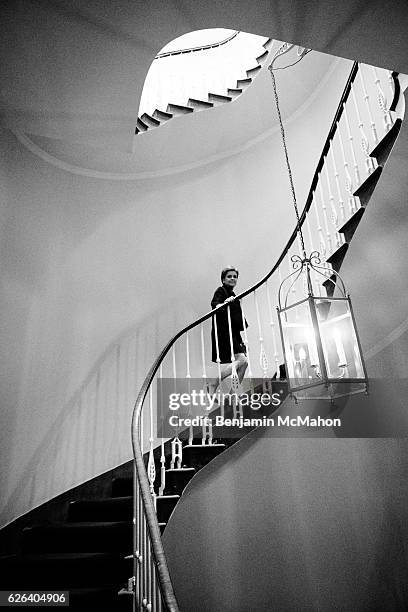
[277,252,368,401]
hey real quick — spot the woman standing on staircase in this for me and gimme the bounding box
[210,266,248,386]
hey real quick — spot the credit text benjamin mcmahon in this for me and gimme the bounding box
[168,415,342,428]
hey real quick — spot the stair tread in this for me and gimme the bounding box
[166,467,195,472]
[247,65,261,76]
[188,98,213,107]
[208,93,232,101]
[183,443,225,448]
[227,89,243,98]
[236,78,252,86]
[166,103,194,112]
[152,108,172,120]
[70,495,131,503]
[256,49,269,62]
[136,118,148,130]
[24,520,131,530]
[156,494,180,499]
[141,112,160,126]
[3,551,127,561]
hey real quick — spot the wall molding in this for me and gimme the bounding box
[11,57,343,181]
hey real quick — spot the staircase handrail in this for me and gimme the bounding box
[131,60,400,610]
[155,30,240,59]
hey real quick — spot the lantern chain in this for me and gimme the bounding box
[268,65,307,261]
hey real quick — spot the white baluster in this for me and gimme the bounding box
[142,515,148,609]
[158,365,166,496]
[226,303,240,392]
[343,102,360,188]
[324,160,341,248]
[306,209,314,252]
[170,345,183,466]
[351,81,376,174]
[202,418,213,445]
[199,322,211,429]
[388,70,395,106]
[329,141,346,224]
[287,253,296,298]
[146,544,152,611]
[200,323,207,380]
[318,176,333,254]
[213,313,223,418]
[254,290,269,378]
[359,66,378,144]
[266,280,280,377]
[240,301,253,377]
[140,395,144,457]
[337,124,358,215]
[170,436,182,469]
[312,189,326,256]
[151,559,158,611]
[147,387,156,498]
[136,483,143,608]
[305,212,322,295]
[372,66,393,132]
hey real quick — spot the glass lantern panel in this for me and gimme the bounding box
[279,299,322,389]
[315,297,365,380]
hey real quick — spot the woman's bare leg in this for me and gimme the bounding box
[217,353,248,385]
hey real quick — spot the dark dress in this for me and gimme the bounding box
[211,285,247,364]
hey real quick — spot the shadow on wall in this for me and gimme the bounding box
[0,299,196,530]
[162,359,408,611]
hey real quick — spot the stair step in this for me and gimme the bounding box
[182,443,226,469]
[322,273,338,298]
[152,108,173,121]
[256,49,269,63]
[164,467,195,495]
[0,552,131,589]
[22,521,132,554]
[156,495,180,523]
[246,65,262,78]
[166,103,194,116]
[227,87,243,98]
[141,112,160,128]
[68,497,132,522]
[111,476,132,497]
[263,38,274,50]
[187,98,214,110]
[326,242,349,273]
[370,117,402,166]
[339,207,365,243]
[136,117,148,132]
[208,92,232,105]
[353,165,382,208]
[236,77,252,88]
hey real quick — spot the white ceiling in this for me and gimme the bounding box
[1,0,407,178]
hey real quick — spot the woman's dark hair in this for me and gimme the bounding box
[221,267,239,282]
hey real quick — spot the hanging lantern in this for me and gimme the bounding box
[277,252,368,401]
[268,54,368,403]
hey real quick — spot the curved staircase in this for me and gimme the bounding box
[135,36,273,135]
[0,51,406,611]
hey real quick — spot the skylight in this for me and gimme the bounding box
[138,29,270,119]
